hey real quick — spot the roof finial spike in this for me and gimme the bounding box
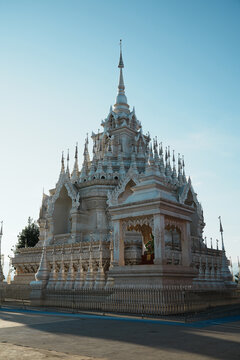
[182,155,186,183]
[159,142,163,156]
[177,153,183,185]
[167,146,171,166]
[178,153,181,173]
[71,143,79,183]
[66,149,70,178]
[75,142,78,159]
[173,150,175,164]
[114,40,129,113]
[118,39,124,68]
[84,134,90,162]
[165,147,168,163]
[61,151,65,173]
[218,216,225,251]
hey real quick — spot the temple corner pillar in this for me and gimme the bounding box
[181,221,192,266]
[153,214,164,265]
[113,220,125,266]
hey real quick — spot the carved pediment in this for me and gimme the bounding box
[47,173,78,217]
[178,179,198,207]
[178,179,205,236]
[107,173,140,207]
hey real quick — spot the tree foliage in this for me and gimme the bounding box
[16,217,39,249]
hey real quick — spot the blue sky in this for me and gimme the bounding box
[0,0,239,275]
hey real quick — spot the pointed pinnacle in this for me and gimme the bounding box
[159,142,163,156]
[75,143,78,159]
[218,216,223,233]
[118,39,124,68]
[61,151,65,172]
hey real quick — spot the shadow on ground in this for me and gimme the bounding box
[0,309,239,360]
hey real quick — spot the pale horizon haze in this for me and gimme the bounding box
[0,0,239,276]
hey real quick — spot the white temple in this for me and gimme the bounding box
[12,43,235,290]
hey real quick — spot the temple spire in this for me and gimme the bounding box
[119,39,124,68]
[178,153,183,185]
[71,143,79,182]
[61,151,65,174]
[172,150,177,183]
[219,216,225,251]
[159,142,165,176]
[182,155,186,183]
[66,149,70,178]
[114,40,129,113]
[84,134,90,164]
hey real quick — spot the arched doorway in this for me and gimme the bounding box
[53,186,72,235]
[125,220,154,265]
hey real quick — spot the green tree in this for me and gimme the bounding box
[16,217,39,249]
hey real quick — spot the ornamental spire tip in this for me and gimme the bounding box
[118,39,124,68]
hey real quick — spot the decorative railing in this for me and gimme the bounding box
[3,284,31,300]
[1,284,239,316]
[41,287,239,316]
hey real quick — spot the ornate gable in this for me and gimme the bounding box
[178,178,199,206]
[47,173,78,217]
[107,170,140,207]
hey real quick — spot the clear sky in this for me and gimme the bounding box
[0,0,239,276]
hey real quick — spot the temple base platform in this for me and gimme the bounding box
[108,264,198,288]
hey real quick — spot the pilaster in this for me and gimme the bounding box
[153,214,164,265]
[181,221,192,266]
[113,220,125,266]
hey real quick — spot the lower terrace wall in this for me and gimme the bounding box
[1,284,239,317]
[41,288,240,315]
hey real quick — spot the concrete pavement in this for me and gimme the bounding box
[0,308,239,360]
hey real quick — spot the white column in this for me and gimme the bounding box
[153,214,164,265]
[113,220,125,266]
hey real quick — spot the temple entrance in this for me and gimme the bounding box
[126,221,154,265]
[53,186,72,235]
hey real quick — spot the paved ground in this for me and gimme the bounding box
[0,308,239,360]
